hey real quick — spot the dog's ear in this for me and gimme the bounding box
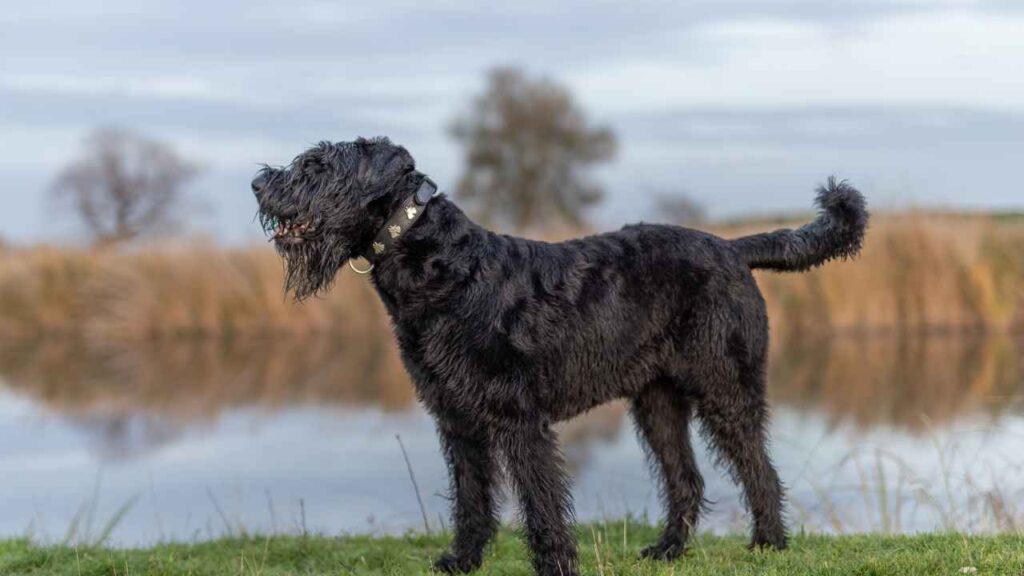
[355,138,415,208]
[356,156,378,194]
[357,156,391,209]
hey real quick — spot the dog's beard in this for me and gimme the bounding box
[258,202,351,301]
[276,233,350,301]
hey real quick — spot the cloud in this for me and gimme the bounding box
[1,75,236,103]
[1,0,1023,242]
[570,10,1024,113]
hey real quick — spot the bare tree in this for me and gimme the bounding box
[50,128,198,244]
[653,192,707,226]
[450,68,616,230]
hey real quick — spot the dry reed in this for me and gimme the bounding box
[1,214,1022,340]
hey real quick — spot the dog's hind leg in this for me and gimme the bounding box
[631,378,705,561]
[495,418,578,576]
[434,418,499,574]
[697,363,788,550]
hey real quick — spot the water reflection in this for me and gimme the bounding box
[0,335,1022,544]
[770,335,1024,430]
[3,335,1020,437]
[0,336,416,420]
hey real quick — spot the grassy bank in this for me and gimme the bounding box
[1,214,1023,340]
[3,526,1024,575]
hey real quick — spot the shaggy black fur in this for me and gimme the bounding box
[252,138,869,576]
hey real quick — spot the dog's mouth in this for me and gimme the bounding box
[262,215,348,301]
[267,218,317,246]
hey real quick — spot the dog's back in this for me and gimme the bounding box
[412,178,867,422]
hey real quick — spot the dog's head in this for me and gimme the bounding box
[252,137,417,299]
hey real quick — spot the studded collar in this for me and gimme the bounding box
[362,176,438,264]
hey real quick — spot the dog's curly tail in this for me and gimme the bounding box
[731,177,869,272]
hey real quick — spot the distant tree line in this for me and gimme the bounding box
[51,68,705,245]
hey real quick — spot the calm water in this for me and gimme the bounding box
[1,336,1022,545]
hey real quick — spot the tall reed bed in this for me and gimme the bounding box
[742,214,1024,338]
[1,215,1022,340]
[0,243,385,340]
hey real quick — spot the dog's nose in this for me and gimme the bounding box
[251,174,268,196]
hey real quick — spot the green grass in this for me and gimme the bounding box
[2,524,1024,575]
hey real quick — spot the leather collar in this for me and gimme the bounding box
[362,176,438,263]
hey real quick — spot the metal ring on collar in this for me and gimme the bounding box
[348,258,375,275]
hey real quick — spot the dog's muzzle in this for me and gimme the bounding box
[251,173,268,197]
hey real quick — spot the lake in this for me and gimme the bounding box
[1,335,1022,546]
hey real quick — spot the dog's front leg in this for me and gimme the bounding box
[434,418,499,574]
[496,418,578,576]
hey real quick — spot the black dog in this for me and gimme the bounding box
[252,137,868,576]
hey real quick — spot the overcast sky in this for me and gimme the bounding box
[2,0,1023,243]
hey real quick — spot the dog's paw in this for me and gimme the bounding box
[432,552,481,574]
[749,534,788,551]
[533,555,580,576]
[535,565,580,576]
[639,538,687,561]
